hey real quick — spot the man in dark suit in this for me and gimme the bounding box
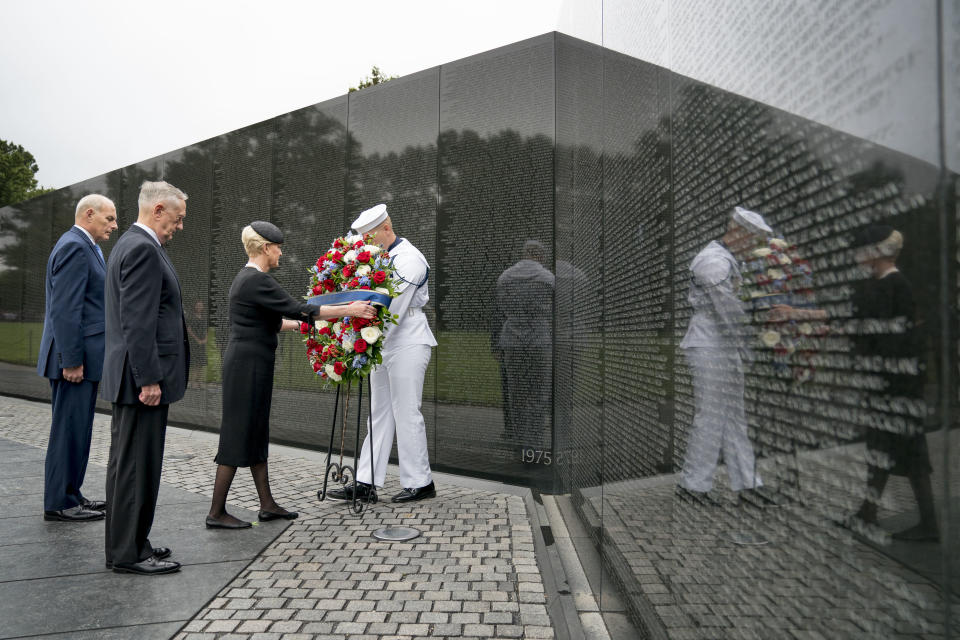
[38,194,118,522]
[101,180,189,575]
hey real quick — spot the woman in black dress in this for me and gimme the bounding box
[206,221,375,529]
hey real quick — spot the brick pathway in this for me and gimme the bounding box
[0,395,555,640]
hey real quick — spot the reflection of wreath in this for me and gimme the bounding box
[741,238,825,384]
[301,233,398,385]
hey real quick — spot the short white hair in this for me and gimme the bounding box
[74,193,114,218]
[138,180,188,212]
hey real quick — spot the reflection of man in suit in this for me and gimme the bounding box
[38,194,118,522]
[101,181,189,575]
[491,240,555,444]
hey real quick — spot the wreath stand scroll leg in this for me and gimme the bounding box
[351,378,378,514]
[317,385,341,502]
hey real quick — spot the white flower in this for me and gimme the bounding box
[315,319,330,331]
[374,287,389,295]
[766,268,785,280]
[332,322,342,335]
[356,265,372,277]
[324,363,342,382]
[752,247,772,258]
[760,330,780,347]
[777,254,792,265]
[798,322,813,336]
[770,238,789,249]
[342,337,355,353]
[346,234,364,245]
[363,244,381,255]
[344,250,358,263]
[360,326,382,344]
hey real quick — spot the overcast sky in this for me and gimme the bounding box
[1,0,597,188]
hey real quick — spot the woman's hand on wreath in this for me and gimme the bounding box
[346,301,377,319]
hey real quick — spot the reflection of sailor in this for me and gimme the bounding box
[328,204,439,503]
[678,207,769,499]
[492,240,554,443]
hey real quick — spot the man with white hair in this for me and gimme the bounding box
[328,203,439,503]
[101,181,189,575]
[677,206,770,504]
[38,194,117,522]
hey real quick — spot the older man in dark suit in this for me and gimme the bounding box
[101,180,189,575]
[38,194,118,522]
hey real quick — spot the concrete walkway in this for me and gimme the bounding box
[0,395,567,640]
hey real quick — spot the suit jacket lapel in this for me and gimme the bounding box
[70,226,105,268]
[128,224,181,292]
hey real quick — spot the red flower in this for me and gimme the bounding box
[372,270,386,284]
[351,317,369,331]
[312,284,324,295]
[306,338,319,349]
[357,251,371,264]
[354,241,363,249]
[312,360,322,372]
[334,239,344,249]
[315,257,325,270]
[318,326,331,336]
[299,322,310,334]
[349,278,360,289]
[381,252,389,259]
[333,361,346,375]
[342,265,354,278]
[329,251,343,262]
[354,338,368,353]
[323,278,335,292]
[360,285,370,290]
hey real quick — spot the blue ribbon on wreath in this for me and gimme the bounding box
[307,290,393,308]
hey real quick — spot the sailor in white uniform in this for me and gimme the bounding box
[678,206,770,500]
[329,204,439,503]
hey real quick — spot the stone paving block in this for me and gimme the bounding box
[205,619,240,633]
[334,621,368,634]
[237,619,273,633]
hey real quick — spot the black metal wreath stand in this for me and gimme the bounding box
[317,379,378,514]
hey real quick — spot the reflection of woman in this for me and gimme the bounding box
[849,226,937,541]
[773,226,938,541]
[206,221,376,529]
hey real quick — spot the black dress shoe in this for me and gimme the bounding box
[391,481,436,503]
[81,498,107,511]
[326,481,372,501]
[44,505,105,522]
[205,515,251,529]
[258,509,298,521]
[112,556,181,575]
[106,547,171,569]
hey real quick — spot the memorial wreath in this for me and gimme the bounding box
[741,237,826,385]
[301,232,398,385]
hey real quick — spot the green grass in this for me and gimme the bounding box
[0,322,507,408]
[0,322,43,367]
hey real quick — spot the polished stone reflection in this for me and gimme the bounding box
[491,240,554,447]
